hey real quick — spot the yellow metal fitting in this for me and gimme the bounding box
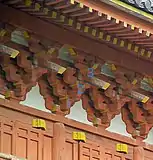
[139,28,143,33]
[72,132,86,142]
[35,3,41,11]
[10,50,20,58]
[51,11,57,19]
[146,51,152,58]
[58,67,66,74]
[69,48,77,56]
[0,29,7,37]
[141,96,149,103]
[116,143,128,154]
[68,19,73,26]
[79,3,84,8]
[92,29,97,36]
[60,15,65,22]
[146,31,151,37]
[131,25,135,30]
[32,119,46,130]
[84,26,89,33]
[92,64,99,70]
[43,8,49,15]
[127,43,132,50]
[98,12,102,16]
[107,15,111,20]
[132,79,138,85]
[23,31,30,39]
[124,22,127,27]
[76,22,81,30]
[113,38,118,44]
[140,49,145,56]
[106,35,111,41]
[99,32,104,39]
[102,82,110,90]
[116,19,119,24]
[111,64,117,71]
[47,48,56,54]
[25,0,32,7]
[134,46,139,53]
[120,40,125,47]
[89,7,93,12]
[70,0,75,4]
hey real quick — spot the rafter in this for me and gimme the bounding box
[0,4,153,75]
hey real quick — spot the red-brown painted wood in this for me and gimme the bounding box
[53,123,66,160]
[133,147,144,160]
[1,4,153,75]
[0,98,152,159]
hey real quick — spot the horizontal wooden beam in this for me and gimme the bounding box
[0,4,153,75]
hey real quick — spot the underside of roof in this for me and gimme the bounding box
[1,0,153,73]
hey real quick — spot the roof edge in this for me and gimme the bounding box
[74,0,153,34]
[104,0,153,23]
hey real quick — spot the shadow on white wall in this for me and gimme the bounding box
[66,100,92,125]
[20,84,50,113]
[106,114,132,137]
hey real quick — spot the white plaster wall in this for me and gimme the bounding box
[19,85,153,144]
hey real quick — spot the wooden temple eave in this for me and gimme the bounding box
[0,25,153,140]
[1,3,153,75]
[76,0,153,30]
[1,0,153,141]
[99,0,153,24]
[1,0,153,56]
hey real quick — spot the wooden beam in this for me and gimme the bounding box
[0,4,153,75]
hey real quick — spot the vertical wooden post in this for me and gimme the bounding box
[53,123,66,160]
[133,146,144,160]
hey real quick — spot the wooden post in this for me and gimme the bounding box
[133,146,144,160]
[53,123,66,160]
